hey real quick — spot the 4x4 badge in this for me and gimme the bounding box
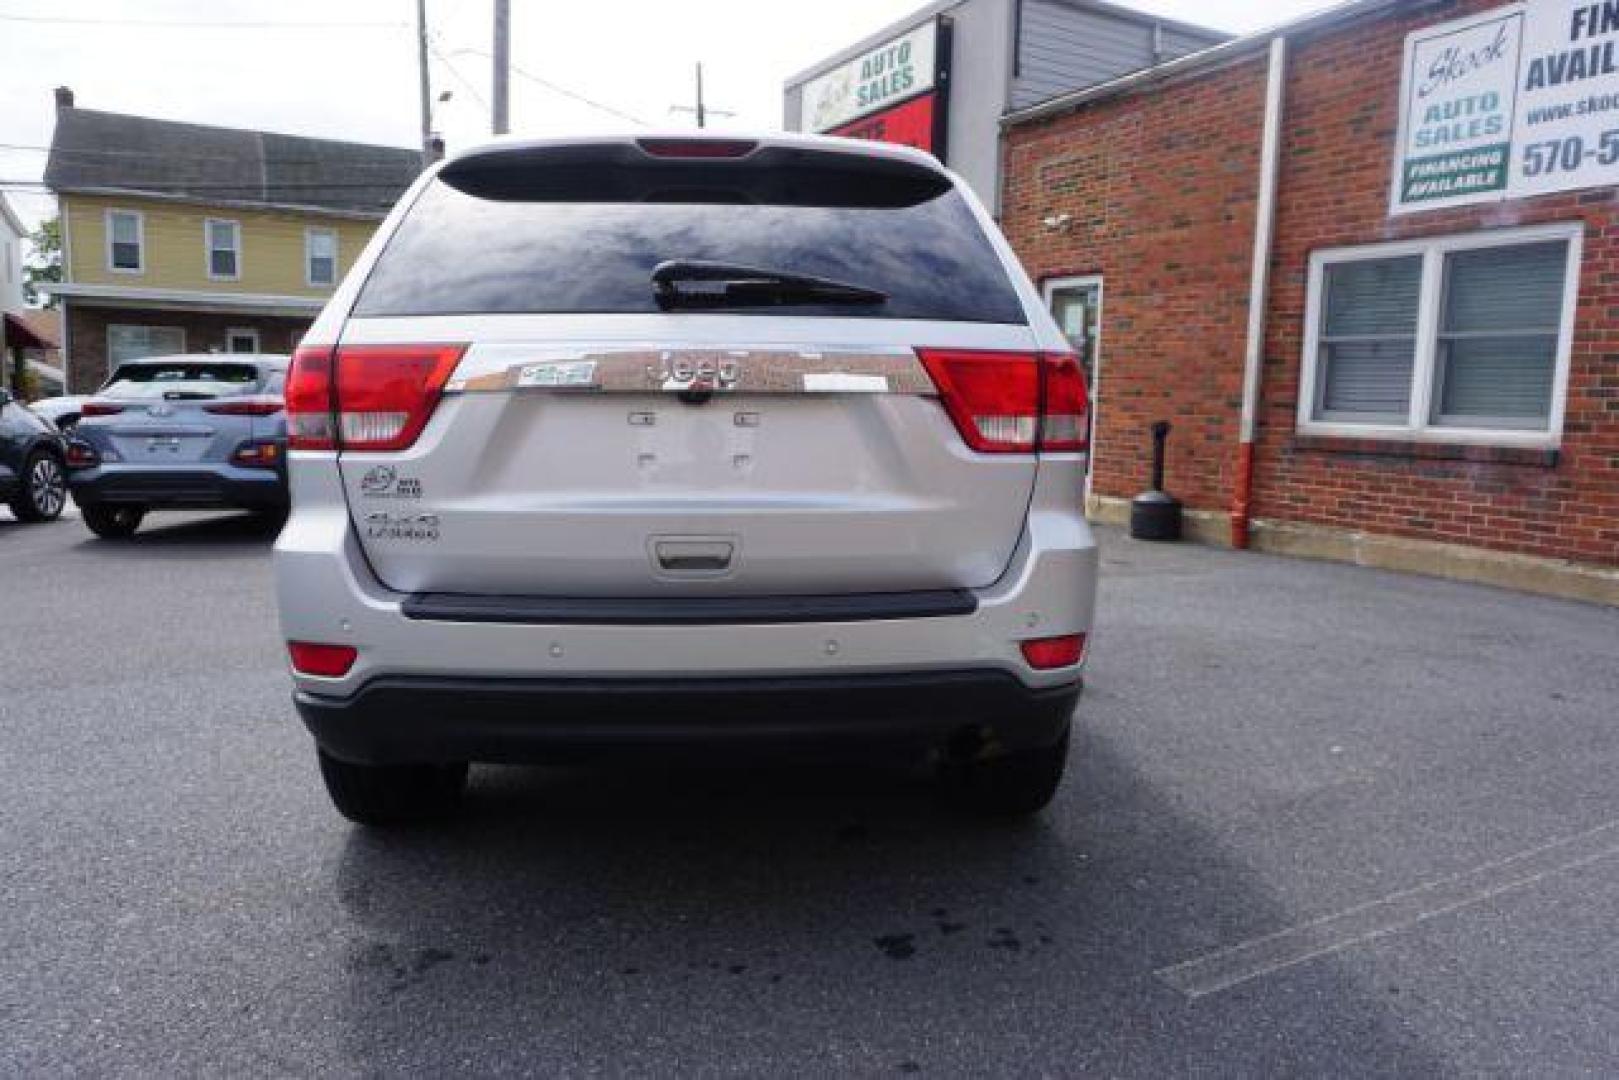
[365,512,439,541]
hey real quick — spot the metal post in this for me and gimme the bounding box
[416,0,433,163]
[695,63,706,129]
[492,0,511,135]
[1150,421,1169,492]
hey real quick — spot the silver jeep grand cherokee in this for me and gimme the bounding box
[275,134,1098,824]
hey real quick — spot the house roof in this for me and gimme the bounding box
[45,107,422,216]
[1002,0,1445,127]
[3,309,60,350]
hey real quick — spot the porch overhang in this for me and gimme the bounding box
[2,311,58,350]
[43,282,325,318]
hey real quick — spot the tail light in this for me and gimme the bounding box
[637,137,757,159]
[1039,352,1089,452]
[285,344,465,452]
[231,440,283,469]
[65,440,101,469]
[80,400,125,417]
[205,396,283,416]
[285,346,336,450]
[287,641,358,678]
[916,349,1089,454]
[1020,633,1087,670]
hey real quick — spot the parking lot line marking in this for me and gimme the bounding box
[1156,819,1619,999]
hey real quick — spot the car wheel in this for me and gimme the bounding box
[80,504,146,539]
[317,749,469,825]
[10,451,68,522]
[939,729,1070,818]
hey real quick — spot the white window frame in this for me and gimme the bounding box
[305,227,338,287]
[105,208,145,274]
[1298,222,1582,449]
[226,327,260,354]
[1042,274,1104,497]
[107,324,186,364]
[204,218,242,281]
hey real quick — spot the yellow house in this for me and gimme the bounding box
[42,89,422,392]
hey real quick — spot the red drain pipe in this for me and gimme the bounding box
[1231,442,1256,550]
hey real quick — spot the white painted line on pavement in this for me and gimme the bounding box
[1157,819,1619,999]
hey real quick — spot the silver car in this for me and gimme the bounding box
[275,134,1099,824]
[68,354,290,538]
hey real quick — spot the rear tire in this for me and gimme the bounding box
[80,503,145,539]
[317,749,468,825]
[10,451,67,522]
[939,729,1070,818]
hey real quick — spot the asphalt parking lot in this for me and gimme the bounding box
[3,507,1618,1076]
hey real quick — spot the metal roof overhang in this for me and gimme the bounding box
[42,282,324,318]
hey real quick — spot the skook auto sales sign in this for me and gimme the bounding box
[1393,0,1619,213]
[802,21,938,136]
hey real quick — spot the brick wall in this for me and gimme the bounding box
[1004,0,1619,568]
[65,303,310,392]
[1004,54,1270,512]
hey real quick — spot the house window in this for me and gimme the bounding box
[1300,224,1581,446]
[107,209,143,272]
[206,218,241,280]
[226,328,260,354]
[306,228,337,287]
[108,325,185,364]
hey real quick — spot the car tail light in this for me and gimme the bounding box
[637,137,757,159]
[916,349,1089,454]
[231,440,283,469]
[205,396,283,416]
[80,400,125,417]
[1039,352,1089,452]
[287,641,357,677]
[65,440,100,469]
[285,344,465,453]
[1020,633,1087,670]
[333,345,466,451]
[285,345,336,450]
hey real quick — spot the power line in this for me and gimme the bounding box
[445,47,650,128]
[0,12,406,29]
[427,43,490,113]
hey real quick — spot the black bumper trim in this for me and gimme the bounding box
[402,589,978,626]
[297,670,1079,766]
[69,467,287,510]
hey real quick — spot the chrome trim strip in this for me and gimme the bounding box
[446,348,936,395]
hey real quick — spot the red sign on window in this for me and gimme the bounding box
[828,92,937,155]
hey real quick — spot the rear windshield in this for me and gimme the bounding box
[101,362,264,400]
[353,149,1027,324]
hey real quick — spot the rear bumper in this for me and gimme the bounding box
[69,463,288,510]
[298,670,1081,765]
[278,509,1098,695]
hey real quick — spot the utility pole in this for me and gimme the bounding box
[670,63,734,130]
[416,0,434,163]
[492,0,511,135]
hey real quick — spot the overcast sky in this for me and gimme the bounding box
[0,0,1335,230]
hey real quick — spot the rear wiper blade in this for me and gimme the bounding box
[652,259,888,310]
